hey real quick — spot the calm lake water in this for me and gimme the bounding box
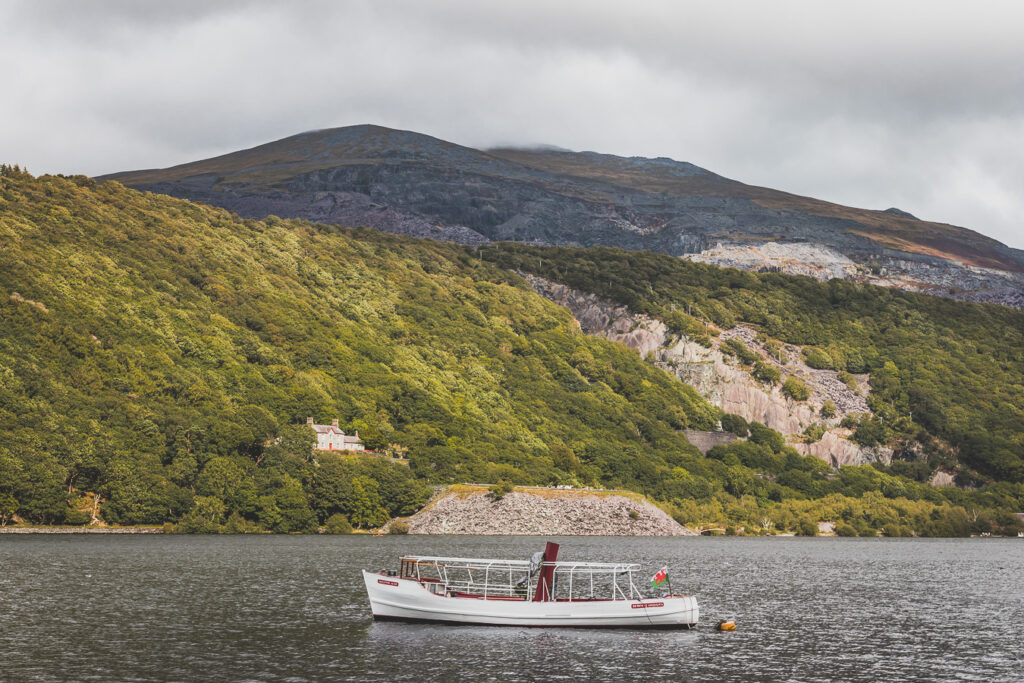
[1,535,1021,682]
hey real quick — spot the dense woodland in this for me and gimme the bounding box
[0,169,1021,535]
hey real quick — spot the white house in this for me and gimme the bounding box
[307,417,365,452]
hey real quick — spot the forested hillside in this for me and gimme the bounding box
[484,244,1024,486]
[1,169,1020,535]
[0,170,719,529]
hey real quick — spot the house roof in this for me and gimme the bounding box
[312,424,344,434]
[310,423,362,442]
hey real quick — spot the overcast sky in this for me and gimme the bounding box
[2,0,1022,247]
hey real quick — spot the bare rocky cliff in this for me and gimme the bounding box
[405,486,694,536]
[525,274,891,467]
[686,241,1024,309]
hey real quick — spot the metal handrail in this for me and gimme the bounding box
[401,555,650,602]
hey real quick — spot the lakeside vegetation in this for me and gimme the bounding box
[0,169,1020,536]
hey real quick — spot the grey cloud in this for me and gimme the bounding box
[1,0,1021,247]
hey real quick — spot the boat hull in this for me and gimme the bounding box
[363,571,699,628]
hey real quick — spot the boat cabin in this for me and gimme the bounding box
[395,542,651,602]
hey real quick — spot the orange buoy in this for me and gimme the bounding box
[717,619,736,631]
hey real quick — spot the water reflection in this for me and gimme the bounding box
[361,621,703,682]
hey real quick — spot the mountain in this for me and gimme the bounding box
[2,168,1020,536]
[104,125,1024,306]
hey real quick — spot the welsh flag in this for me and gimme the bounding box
[650,566,669,588]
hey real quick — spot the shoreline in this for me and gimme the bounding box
[0,526,1017,538]
[0,526,164,534]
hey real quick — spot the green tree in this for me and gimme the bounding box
[345,476,389,529]
[489,479,514,500]
[803,348,834,370]
[748,422,785,453]
[196,457,257,514]
[101,454,172,525]
[5,446,67,524]
[0,493,17,526]
[257,470,316,533]
[835,521,857,537]
[324,513,353,534]
[820,400,837,419]
[803,423,825,443]
[723,338,758,365]
[797,518,818,536]
[752,362,781,385]
[262,423,316,469]
[782,377,810,401]
[177,496,226,533]
[720,414,750,437]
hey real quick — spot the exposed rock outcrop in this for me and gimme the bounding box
[685,241,1024,309]
[683,430,739,454]
[526,273,891,467]
[685,242,859,281]
[406,487,695,536]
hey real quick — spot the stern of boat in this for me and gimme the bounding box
[643,595,700,628]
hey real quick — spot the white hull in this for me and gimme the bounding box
[363,571,699,628]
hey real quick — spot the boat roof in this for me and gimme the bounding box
[400,555,641,571]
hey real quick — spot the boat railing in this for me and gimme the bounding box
[398,556,647,601]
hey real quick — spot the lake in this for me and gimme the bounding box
[1,535,1021,681]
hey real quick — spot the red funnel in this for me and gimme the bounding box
[532,541,559,602]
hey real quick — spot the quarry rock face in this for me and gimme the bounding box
[683,430,739,454]
[685,242,859,281]
[929,471,956,487]
[795,430,892,468]
[526,274,890,467]
[405,488,695,536]
[685,241,1024,309]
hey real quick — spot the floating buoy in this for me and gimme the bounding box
[716,619,736,631]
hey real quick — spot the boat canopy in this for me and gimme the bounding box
[398,553,650,601]
[399,556,642,572]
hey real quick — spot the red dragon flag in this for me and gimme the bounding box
[650,566,669,588]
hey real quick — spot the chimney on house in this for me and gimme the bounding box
[354,430,359,438]
[331,419,339,428]
[307,417,314,426]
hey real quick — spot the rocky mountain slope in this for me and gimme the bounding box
[524,274,888,467]
[685,242,1024,308]
[103,125,1024,307]
[402,485,694,535]
[486,243,1024,485]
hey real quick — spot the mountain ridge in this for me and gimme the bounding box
[103,124,1023,282]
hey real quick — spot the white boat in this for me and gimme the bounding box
[363,541,699,628]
